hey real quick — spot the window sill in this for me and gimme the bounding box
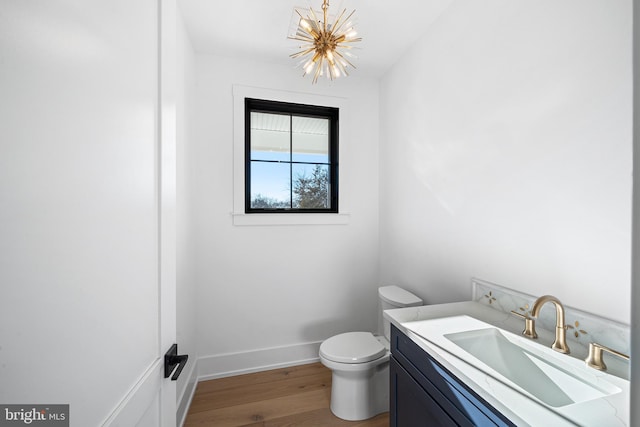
[231,212,350,226]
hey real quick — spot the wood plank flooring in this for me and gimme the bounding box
[184,362,389,427]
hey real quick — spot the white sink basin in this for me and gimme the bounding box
[403,315,621,408]
[445,327,619,407]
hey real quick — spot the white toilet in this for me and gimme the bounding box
[319,285,423,421]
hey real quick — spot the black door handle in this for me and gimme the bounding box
[164,344,188,381]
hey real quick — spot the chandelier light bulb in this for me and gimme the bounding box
[300,19,313,32]
[305,61,315,74]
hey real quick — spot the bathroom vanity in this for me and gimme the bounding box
[390,324,515,426]
[384,280,630,427]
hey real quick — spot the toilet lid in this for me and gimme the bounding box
[378,285,423,307]
[320,332,386,364]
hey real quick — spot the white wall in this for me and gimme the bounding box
[379,0,632,323]
[192,55,381,376]
[0,1,164,425]
[176,7,199,422]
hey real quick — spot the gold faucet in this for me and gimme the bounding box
[585,342,629,371]
[530,295,570,354]
[509,310,538,339]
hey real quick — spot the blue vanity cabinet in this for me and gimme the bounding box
[390,324,517,427]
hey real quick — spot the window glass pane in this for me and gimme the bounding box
[251,112,290,162]
[292,163,330,209]
[292,116,329,164]
[250,161,291,208]
[245,98,337,213]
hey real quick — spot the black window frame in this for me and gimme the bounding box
[245,98,339,214]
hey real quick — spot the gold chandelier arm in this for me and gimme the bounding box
[328,63,335,80]
[334,58,349,77]
[293,10,311,33]
[330,8,355,36]
[332,49,357,69]
[290,47,318,59]
[308,7,322,35]
[313,56,324,83]
[288,34,316,43]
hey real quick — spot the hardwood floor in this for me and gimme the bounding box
[184,362,389,427]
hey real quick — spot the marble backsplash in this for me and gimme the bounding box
[471,278,630,355]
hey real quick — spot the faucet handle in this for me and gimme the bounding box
[585,342,629,371]
[510,310,538,339]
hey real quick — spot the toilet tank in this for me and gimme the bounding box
[378,285,423,339]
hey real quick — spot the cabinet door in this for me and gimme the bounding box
[391,325,514,427]
[390,357,458,427]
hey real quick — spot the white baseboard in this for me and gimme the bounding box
[197,341,322,381]
[177,359,198,427]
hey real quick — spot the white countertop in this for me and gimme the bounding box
[384,301,630,427]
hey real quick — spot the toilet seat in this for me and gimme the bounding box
[319,332,386,364]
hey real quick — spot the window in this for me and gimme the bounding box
[245,98,339,213]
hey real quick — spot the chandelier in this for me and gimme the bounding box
[289,0,362,84]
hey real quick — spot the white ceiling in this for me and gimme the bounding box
[178,0,454,78]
